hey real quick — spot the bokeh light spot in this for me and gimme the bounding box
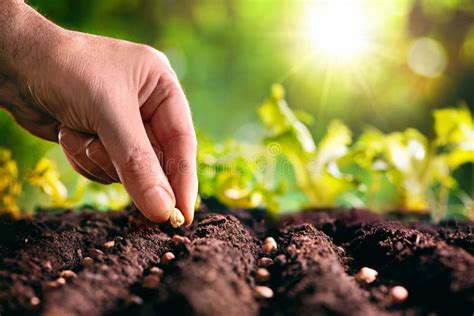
[407,37,447,78]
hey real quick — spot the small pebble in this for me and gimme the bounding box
[354,267,378,284]
[172,235,191,244]
[263,237,277,254]
[149,267,164,277]
[258,257,273,267]
[390,285,409,303]
[30,296,40,306]
[255,285,273,299]
[60,270,77,280]
[161,252,176,264]
[142,275,160,289]
[81,257,94,267]
[89,248,104,259]
[255,268,271,283]
[104,240,115,249]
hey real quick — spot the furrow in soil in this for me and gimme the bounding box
[0,210,125,314]
[128,214,260,316]
[269,223,382,316]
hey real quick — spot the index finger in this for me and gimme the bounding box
[142,71,197,225]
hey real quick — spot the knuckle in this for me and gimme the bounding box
[140,45,170,66]
[118,147,158,182]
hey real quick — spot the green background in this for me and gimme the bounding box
[1,0,473,211]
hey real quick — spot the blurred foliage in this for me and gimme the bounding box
[0,0,473,218]
[197,85,473,219]
[1,85,473,220]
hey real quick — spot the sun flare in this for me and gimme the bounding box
[304,0,372,62]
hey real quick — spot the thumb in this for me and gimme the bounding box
[97,102,175,223]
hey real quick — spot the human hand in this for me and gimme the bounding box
[0,2,197,224]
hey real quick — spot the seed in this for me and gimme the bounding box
[255,268,271,283]
[258,257,273,267]
[255,285,273,299]
[170,208,185,228]
[142,275,160,289]
[262,237,277,254]
[161,252,176,264]
[127,295,144,305]
[336,246,345,255]
[274,254,286,265]
[44,261,52,271]
[103,241,115,249]
[46,277,66,289]
[56,277,66,285]
[89,248,104,259]
[30,296,40,306]
[172,235,191,244]
[149,266,164,277]
[81,257,94,267]
[390,286,408,303]
[60,270,77,280]
[354,267,378,284]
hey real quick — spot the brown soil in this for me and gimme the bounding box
[0,203,472,316]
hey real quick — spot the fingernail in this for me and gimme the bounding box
[142,185,174,222]
[58,129,74,151]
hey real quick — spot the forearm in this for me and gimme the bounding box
[0,0,63,108]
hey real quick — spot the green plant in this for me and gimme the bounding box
[0,86,472,220]
[198,85,473,219]
[0,148,21,217]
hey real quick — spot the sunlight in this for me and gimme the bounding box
[305,0,372,62]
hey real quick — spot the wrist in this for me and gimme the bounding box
[0,1,67,109]
[0,1,65,82]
